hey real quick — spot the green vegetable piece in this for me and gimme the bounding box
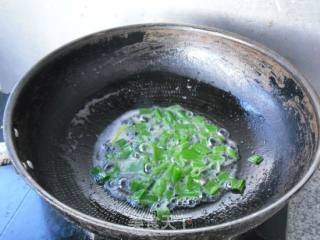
[193,142,210,155]
[186,176,201,193]
[171,165,183,182]
[152,144,162,162]
[216,171,230,185]
[229,178,245,193]
[130,189,145,202]
[90,166,103,176]
[90,166,109,184]
[175,123,193,131]
[134,123,149,136]
[248,154,264,165]
[205,180,220,195]
[153,108,162,121]
[151,177,167,198]
[226,147,239,160]
[205,123,218,133]
[153,162,168,176]
[192,115,206,126]
[164,189,174,199]
[126,158,145,172]
[115,138,128,148]
[155,206,170,221]
[191,159,206,169]
[139,193,157,207]
[175,181,200,199]
[159,132,171,146]
[181,148,202,161]
[212,145,226,155]
[139,108,153,115]
[213,133,226,143]
[117,146,132,159]
[210,153,224,162]
[105,151,116,161]
[111,124,128,143]
[130,179,146,192]
[175,110,188,120]
[164,110,176,123]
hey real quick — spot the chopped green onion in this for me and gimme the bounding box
[155,205,170,221]
[229,178,245,193]
[91,105,245,220]
[248,154,264,165]
[181,148,202,161]
[226,147,239,160]
[204,180,220,195]
[111,124,127,143]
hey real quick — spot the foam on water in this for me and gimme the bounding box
[71,89,124,126]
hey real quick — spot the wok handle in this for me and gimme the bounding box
[0,142,11,166]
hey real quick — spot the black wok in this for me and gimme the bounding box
[4,24,320,239]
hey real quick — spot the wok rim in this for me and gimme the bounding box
[4,23,320,236]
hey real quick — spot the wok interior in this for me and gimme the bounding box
[11,26,318,229]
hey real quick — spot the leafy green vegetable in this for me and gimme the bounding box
[229,178,245,193]
[204,180,220,195]
[155,205,170,221]
[248,154,264,165]
[216,171,230,185]
[170,165,183,183]
[226,147,239,159]
[181,148,202,161]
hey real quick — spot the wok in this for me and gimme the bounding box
[4,24,320,239]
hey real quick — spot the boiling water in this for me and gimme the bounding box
[92,107,240,211]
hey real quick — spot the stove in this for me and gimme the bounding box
[0,92,287,240]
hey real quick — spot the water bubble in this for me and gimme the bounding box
[144,164,152,174]
[103,162,113,170]
[108,180,117,187]
[201,192,207,199]
[186,111,193,117]
[188,199,196,207]
[139,143,148,152]
[208,137,216,147]
[199,178,206,185]
[168,185,174,191]
[227,139,237,149]
[218,128,230,138]
[140,115,149,122]
[118,178,128,191]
